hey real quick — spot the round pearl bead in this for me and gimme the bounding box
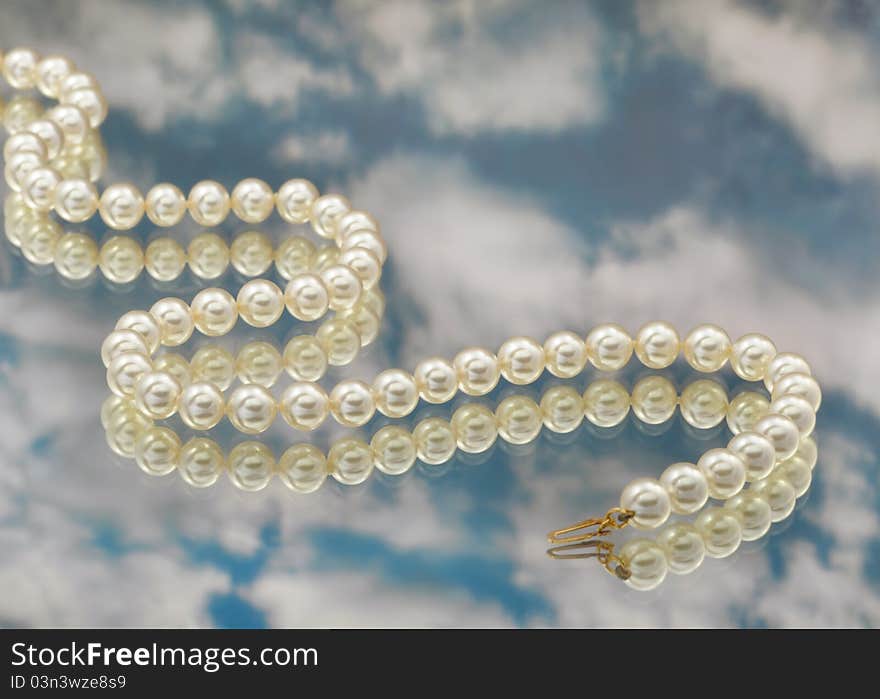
[106,352,152,398]
[21,219,61,265]
[153,353,191,388]
[585,323,633,371]
[769,395,815,436]
[283,335,328,382]
[330,380,376,427]
[101,328,149,367]
[342,229,387,264]
[188,180,230,226]
[496,395,542,445]
[105,408,150,458]
[277,444,327,493]
[764,352,811,392]
[99,235,144,283]
[54,178,98,222]
[226,384,277,434]
[771,372,822,412]
[680,379,728,429]
[659,462,709,515]
[372,425,417,476]
[451,404,498,454]
[754,413,800,461]
[697,448,747,499]
[695,507,742,558]
[726,391,769,435]
[178,438,225,488]
[727,431,776,481]
[583,379,630,427]
[751,475,797,522]
[683,324,731,372]
[227,442,274,492]
[22,166,62,211]
[634,321,680,369]
[47,104,89,145]
[543,331,587,378]
[134,371,182,419]
[99,183,144,230]
[236,279,284,328]
[795,436,818,471]
[311,245,340,273]
[145,183,187,227]
[316,318,361,366]
[3,48,40,89]
[35,55,74,97]
[279,382,329,431]
[328,439,374,486]
[339,247,381,289]
[231,178,274,223]
[497,336,545,385]
[725,491,772,541]
[235,341,282,387]
[540,385,584,434]
[149,297,194,347]
[454,347,501,396]
[190,288,238,337]
[178,382,225,430]
[284,273,330,321]
[414,357,458,404]
[620,477,672,529]
[276,178,318,223]
[115,310,160,354]
[373,369,419,418]
[53,233,98,280]
[4,132,47,161]
[774,455,812,498]
[413,417,457,465]
[320,264,363,311]
[631,375,677,425]
[135,426,181,477]
[656,523,705,575]
[27,119,63,160]
[730,333,777,381]
[65,87,107,128]
[190,346,235,390]
[310,193,350,239]
[187,233,229,280]
[619,539,668,591]
[5,152,43,193]
[230,231,274,277]
[144,237,186,282]
[275,236,315,280]
[338,210,380,240]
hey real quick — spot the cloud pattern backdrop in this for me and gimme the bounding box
[1,0,879,627]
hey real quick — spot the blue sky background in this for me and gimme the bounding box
[0,0,879,627]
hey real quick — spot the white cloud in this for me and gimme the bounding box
[274,130,352,166]
[637,0,880,177]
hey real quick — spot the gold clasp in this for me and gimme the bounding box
[545,539,631,580]
[546,506,634,545]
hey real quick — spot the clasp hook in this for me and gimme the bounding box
[545,539,631,580]
[546,506,634,544]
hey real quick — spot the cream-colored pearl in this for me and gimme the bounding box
[771,372,822,412]
[451,404,498,454]
[373,369,419,418]
[794,436,818,471]
[754,413,800,461]
[320,264,363,311]
[279,382,329,431]
[631,375,677,425]
[188,180,230,226]
[543,331,587,378]
[317,318,361,366]
[101,328,149,368]
[310,193,350,239]
[680,378,728,429]
[634,321,680,369]
[54,178,98,222]
[22,166,62,211]
[275,236,316,280]
[725,491,772,541]
[236,279,284,328]
[283,335,328,382]
[3,96,42,134]
[115,310,160,354]
[5,152,43,193]
[620,477,671,529]
[226,384,277,434]
[230,231,273,277]
[330,379,375,427]
[361,288,386,319]
[99,183,144,230]
[178,381,226,430]
[312,245,340,273]
[619,539,667,591]
[773,454,812,498]
[497,336,545,385]
[372,425,417,476]
[149,297,194,347]
[64,87,107,128]
[152,353,191,388]
[2,48,39,89]
[235,341,282,387]
[60,73,101,103]
[683,324,731,372]
[106,352,152,398]
[764,352,811,392]
[583,379,630,427]
[227,441,274,492]
[101,394,132,430]
[105,407,150,458]
[47,104,89,145]
[339,247,382,289]
[540,385,584,434]
[20,219,60,265]
[414,357,458,404]
[659,462,709,515]
[695,507,742,558]
[751,475,797,522]
[727,431,776,482]
[329,438,374,485]
[276,178,318,223]
[35,55,73,97]
[135,426,181,477]
[190,345,235,390]
[99,235,144,283]
[144,237,186,282]
[231,178,274,223]
[338,210,380,240]
[413,417,457,465]
[284,273,329,321]
[697,448,746,499]
[726,391,769,435]
[585,323,633,371]
[731,333,777,381]
[145,183,186,227]
[187,232,229,280]
[278,444,327,493]
[190,288,238,337]
[454,347,501,396]
[178,437,224,488]
[54,232,98,280]
[134,370,182,419]
[496,395,542,445]
[27,119,63,159]
[656,523,705,575]
[341,229,388,264]
[4,132,47,161]
[769,395,815,436]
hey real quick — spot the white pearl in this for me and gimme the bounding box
[330,380,375,427]
[153,353,191,388]
[413,417,457,465]
[659,462,709,515]
[451,404,498,454]
[190,345,235,390]
[540,385,584,434]
[454,347,501,396]
[373,369,419,418]
[372,426,417,476]
[145,183,187,227]
[583,379,630,427]
[54,178,98,222]
[328,439,374,486]
[316,318,361,366]
[771,372,822,411]
[230,231,273,277]
[226,384,277,434]
[22,166,61,211]
[320,264,363,311]
[178,381,225,430]
[188,180,230,226]
[134,371,182,419]
[754,413,800,461]
[4,132,47,161]
[751,475,796,522]
[3,48,40,89]
[683,324,731,372]
[585,323,633,371]
[680,379,728,429]
[283,335,328,382]
[284,273,329,321]
[236,279,284,328]
[727,431,776,481]
[341,229,388,264]
[634,321,680,369]
[178,438,224,488]
[620,477,671,529]
[99,183,144,230]
[631,375,677,425]
[276,179,318,223]
[26,120,63,158]
[656,523,705,575]
[310,193,350,239]
[5,152,43,192]
[187,232,229,280]
[150,298,194,347]
[338,210,380,240]
[774,455,812,498]
[54,233,98,280]
[277,444,327,493]
[695,507,742,558]
[191,288,238,337]
[135,426,181,477]
[115,310,161,354]
[730,333,777,381]
[227,442,274,492]
[231,178,274,223]
[414,357,458,404]
[496,395,542,445]
[101,328,149,367]
[497,336,545,385]
[619,539,667,591]
[769,395,815,436]
[21,218,61,265]
[235,341,282,387]
[725,491,772,541]
[697,448,747,499]
[279,382,329,431]
[47,104,89,145]
[543,331,587,378]
[339,247,382,289]
[726,391,769,435]
[106,352,152,398]
[275,236,316,280]
[35,55,73,97]
[144,237,187,282]
[764,352,811,392]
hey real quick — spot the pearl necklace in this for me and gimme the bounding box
[2,48,823,590]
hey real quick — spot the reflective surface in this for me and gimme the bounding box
[1,0,879,628]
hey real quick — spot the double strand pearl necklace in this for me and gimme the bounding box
[2,48,823,590]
